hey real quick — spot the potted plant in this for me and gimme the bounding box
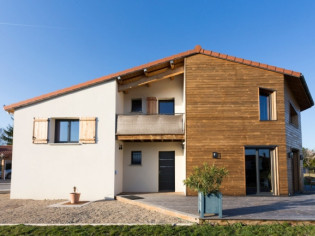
[69,186,80,204]
[184,163,228,218]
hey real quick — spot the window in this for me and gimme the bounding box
[131,99,142,112]
[159,99,174,114]
[55,120,79,143]
[131,151,142,165]
[289,103,299,127]
[259,88,276,121]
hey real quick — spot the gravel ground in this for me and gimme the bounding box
[0,194,188,224]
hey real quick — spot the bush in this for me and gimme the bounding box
[183,163,228,195]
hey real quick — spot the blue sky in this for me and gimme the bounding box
[0,0,314,149]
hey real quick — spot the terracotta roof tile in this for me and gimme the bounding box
[4,45,305,112]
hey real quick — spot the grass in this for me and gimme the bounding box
[0,224,314,236]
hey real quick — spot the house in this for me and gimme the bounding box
[4,45,313,200]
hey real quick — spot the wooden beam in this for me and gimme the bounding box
[117,134,185,141]
[118,66,184,92]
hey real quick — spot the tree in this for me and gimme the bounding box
[302,147,315,176]
[0,124,13,145]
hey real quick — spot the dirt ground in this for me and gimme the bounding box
[0,193,188,224]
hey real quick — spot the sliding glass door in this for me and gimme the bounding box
[245,148,277,195]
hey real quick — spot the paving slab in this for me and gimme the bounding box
[118,192,315,221]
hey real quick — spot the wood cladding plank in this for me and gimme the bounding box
[185,54,288,196]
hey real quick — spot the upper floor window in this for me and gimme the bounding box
[159,99,174,115]
[259,88,276,121]
[289,103,299,127]
[131,99,142,112]
[55,120,79,143]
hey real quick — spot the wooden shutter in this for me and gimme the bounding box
[33,118,49,144]
[146,97,157,114]
[79,117,96,143]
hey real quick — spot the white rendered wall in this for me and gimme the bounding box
[11,80,116,200]
[122,142,185,193]
[123,75,184,114]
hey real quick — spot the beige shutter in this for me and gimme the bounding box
[270,91,277,120]
[79,117,96,143]
[33,118,49,144]
[146,97,157,114]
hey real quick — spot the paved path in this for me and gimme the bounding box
[119,192,315,221]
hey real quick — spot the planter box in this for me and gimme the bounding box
[198,192,222,218]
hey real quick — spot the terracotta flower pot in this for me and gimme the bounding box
[69,192,81,204]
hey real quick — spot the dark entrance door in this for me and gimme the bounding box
[159,151,175,192]
[292,150,300,193]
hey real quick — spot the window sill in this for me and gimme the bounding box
[129,164,142,166]
[49,143,82,146]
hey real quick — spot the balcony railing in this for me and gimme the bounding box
[116,114,184,135]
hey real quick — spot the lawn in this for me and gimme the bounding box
[0,224,314,236]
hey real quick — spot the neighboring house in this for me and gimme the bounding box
[4,45,313,200]
[0,145,12,179]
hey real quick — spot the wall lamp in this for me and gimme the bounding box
[212,152,221,159]
[288,152,293,159]
[119,144,123,150]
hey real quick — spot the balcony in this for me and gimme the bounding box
[116,114,185,141]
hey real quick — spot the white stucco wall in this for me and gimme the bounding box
[11,80,117,200]
[122,142,185,193]
[123,75,184,114]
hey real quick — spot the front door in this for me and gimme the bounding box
[159,151,175,192]
[292,150,300,193]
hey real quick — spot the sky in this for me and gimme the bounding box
[0,0,314,149]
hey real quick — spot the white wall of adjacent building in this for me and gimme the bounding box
[11,80,117,200]
[122,142,185,193]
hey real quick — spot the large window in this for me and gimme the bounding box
[159,99,174,115]
[131,151,142,165]
[131,99,142,112]
[55,120,79,143]
[245,147,279,195]
[259,88,276,121]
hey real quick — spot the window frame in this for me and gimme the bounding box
[54,119,79,143]
[131,99,142,113]
[131,151,142,165]
[158,99,175,115]
[289,103,299,128]
[259,88,276,121]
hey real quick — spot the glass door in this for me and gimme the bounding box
[245,148,274,195]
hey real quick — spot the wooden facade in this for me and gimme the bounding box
[185,54,289,196]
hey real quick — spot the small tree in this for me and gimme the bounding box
[1,124,13,145]
[303,147,315,176]
[184,163,228,195]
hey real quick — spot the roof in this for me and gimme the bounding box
[4,45,314,112]
[0,145,12,159]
